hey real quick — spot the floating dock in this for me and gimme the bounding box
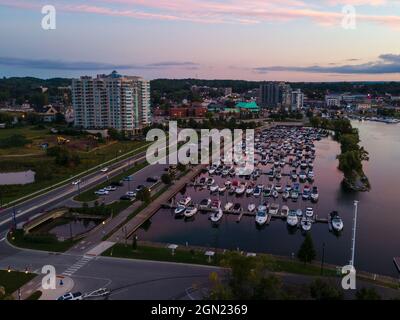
[394,257,400,273]
[164,203,328,224]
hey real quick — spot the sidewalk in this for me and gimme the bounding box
[108,165,206,243]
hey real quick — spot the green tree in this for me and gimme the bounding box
[136,187,151,204]
[309,279,344,300]
[355,287,381,300]
[161,173,172,185]
[297,233,316,264]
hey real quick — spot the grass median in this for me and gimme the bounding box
[0,270,36,299]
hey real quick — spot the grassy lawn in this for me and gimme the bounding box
[102,244,221,266]
[74,161,149,202]
[7,229,77,252]
[25,291,42,300]
[0,137,149,204]
[0,270,36,297]
[103,244,339,278]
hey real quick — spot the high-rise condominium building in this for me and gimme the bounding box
[291,89,304,111]
[72,71,151,133]
[259,82,282,108]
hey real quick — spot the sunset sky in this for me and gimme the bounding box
[1,0,400,81]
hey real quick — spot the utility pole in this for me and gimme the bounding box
[349,200,359,267]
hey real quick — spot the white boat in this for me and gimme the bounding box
[199,198,211,209]
[235,184,246,195]
[174,205,186,216]
[253,187,262,197]
[272,190,279,198]
[305,207,314,218]
[291,191,299,200]
[287,210,298,227]
[311,186,319,202]
[255,209,268,225]
[275,184,282,192]
[210,185,219,193]
[224,181,232,189]
[210,209,223,223]
[301,217,312,231]
[179,196,192,206]
[184,205,198,218]
[280,205,289,217]
[330,212,344,232]
[246,186,254,196]
[224,202,234,211]
[282,191,290,200]
[218,185,227,193]
[269,203,280,215]
[206,178,215,186]
[296,209,303,217]
[248,203,256,212]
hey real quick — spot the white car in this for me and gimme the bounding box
[104,186,117,192]
[95,189,109,195]
[126,191,136,198]
[57,292,83,301]
[100,167,108,173]
[71,180,81,185]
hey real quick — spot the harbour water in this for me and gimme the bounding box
[137,121,400,277]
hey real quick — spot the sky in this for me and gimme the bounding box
[1,0,400,81]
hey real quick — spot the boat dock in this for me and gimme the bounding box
[394,257,400,273]
[163,203,329,224]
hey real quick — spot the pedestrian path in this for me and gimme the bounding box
[62,255,94,277]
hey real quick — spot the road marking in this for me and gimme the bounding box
[0,237,5,242]
[62,256,94,277]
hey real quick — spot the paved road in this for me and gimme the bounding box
[0,239,216,300]
[0,149,159,234]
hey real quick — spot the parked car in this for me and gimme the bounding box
[146,176,159,183]
[120,195,132,201]
[104,186,117,192]
[126,191,136,198]
[57,292,83,301]
[95,189,109,195]
[123,176,133,181]
[100,167,108,173]
[110,181,123,187]
[136,185,145,192]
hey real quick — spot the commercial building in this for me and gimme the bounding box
[291,89,304,111]
[72,71,151,133]
[259,82,282,108]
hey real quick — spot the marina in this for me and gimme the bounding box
[136,121,400,277]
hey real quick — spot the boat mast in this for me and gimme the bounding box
[349,200,359,267]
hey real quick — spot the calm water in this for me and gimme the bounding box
[137,121,400,277]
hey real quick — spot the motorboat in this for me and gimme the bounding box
[296,209,303,217]
[301,217,312,231]
[206,178,215,186]
[299,171,307,181]
[224,181,232,189]
[311,186,319,202]
[246,186,254,196]
[287,210,298,227]
[275,184,282,193]
[282,191,290,200]
[184,205,198,218]
[269,203,280,215]
[233,203,242,213]
[253,187,262,197]
[179,196,192,206]
[280,205,289,217]
[272,190,279,199]
[235,183,246,196]
[218,185,227,193]
[285,184,292,192]
[257,204,267,212]
[210,185,219,193]
[210,208,223,223]
[199,198,211,210]
[291,191,299,201]
[248,203,256,212]
[224,202,234,211]
[211,199,221,211]
[174,205,186,216]
[255,209,268,226]
[305,207,314,218]
[307,171,315,181]
[330,211,344,232]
